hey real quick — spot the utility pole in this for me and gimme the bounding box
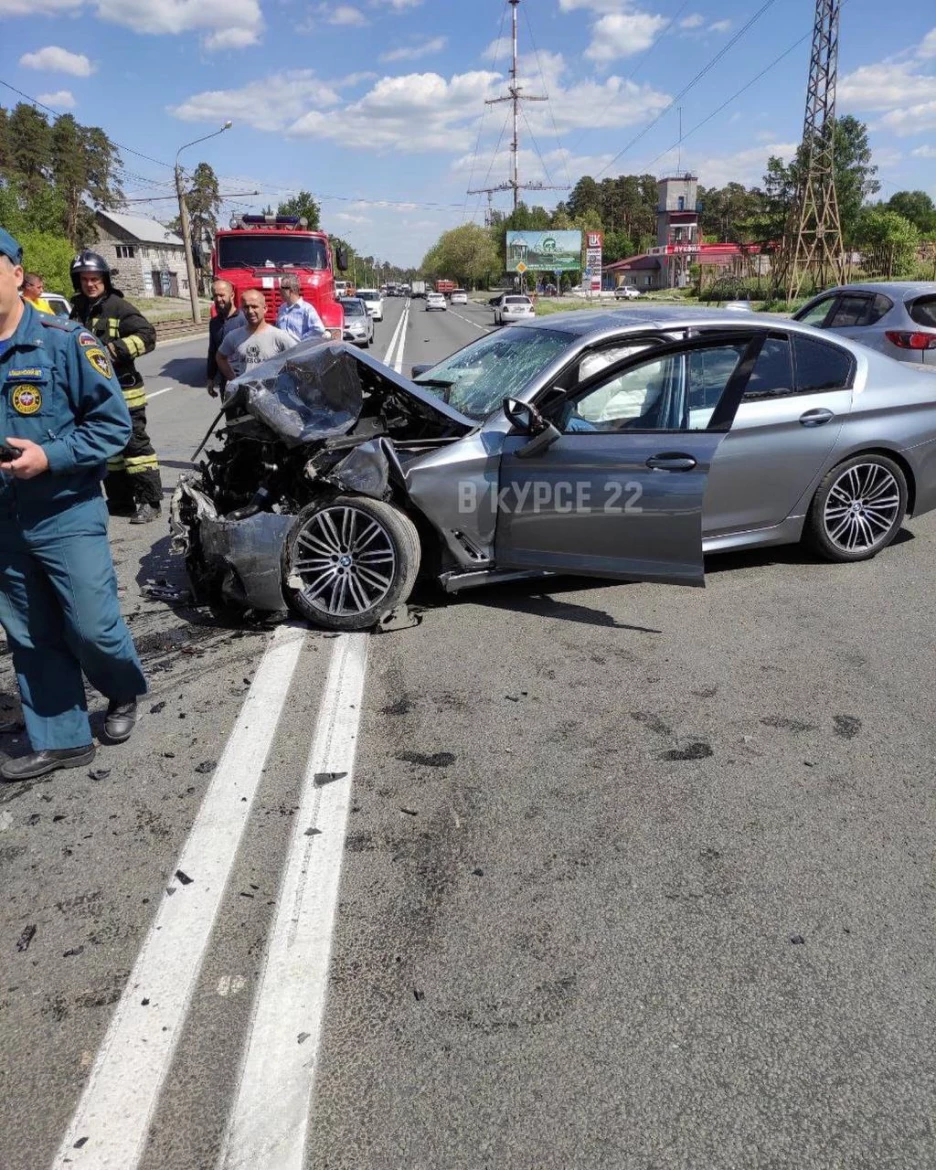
[175,121,232,323]
[468,0,568,213]
[773,0,846,301]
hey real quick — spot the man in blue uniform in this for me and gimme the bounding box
[0,228,147,781]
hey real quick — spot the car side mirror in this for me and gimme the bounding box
[503,397,561,458]
[410,363,433,378]
[336,247,349,272]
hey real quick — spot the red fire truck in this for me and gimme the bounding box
[212,214,348,338]
[435,279,456,297]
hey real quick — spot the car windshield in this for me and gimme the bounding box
[412,326,572,420]
[340,299,366,316]
[217,235,329,271]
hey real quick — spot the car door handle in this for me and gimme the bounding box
[646,453,697,471]
[799,408,834,427]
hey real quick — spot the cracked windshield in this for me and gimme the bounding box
[2,0,935,1166]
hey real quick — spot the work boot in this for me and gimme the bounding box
[105,699,138,743]
[130,502,161,525]
[1,745,95,782]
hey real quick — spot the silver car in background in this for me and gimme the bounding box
[794,281,936,365]
[172,308,936,631]
[339,296,374,348]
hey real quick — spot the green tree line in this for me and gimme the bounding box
[420,116,936,291]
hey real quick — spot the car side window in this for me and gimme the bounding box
[909,295,936,328]
[563,343,746,433]
[796,295,836,327]
[792,334,855,393]
[742,336,794,399]
[827,294,872,328]
[867,293,894,324]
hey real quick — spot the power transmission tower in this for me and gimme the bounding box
[773,0,846,301]
[468,0,568,213]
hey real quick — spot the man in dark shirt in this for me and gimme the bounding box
[206,280,245,397]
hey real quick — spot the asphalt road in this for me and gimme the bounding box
[1,297,934,1170]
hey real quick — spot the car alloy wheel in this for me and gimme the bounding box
[806,454,907,562]
[284,497,421,630]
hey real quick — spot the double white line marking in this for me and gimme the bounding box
[51,289,413,1170]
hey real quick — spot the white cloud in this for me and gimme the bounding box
[709,19,731,32]
[680,13,704,29]
[0,0,80,13]
[288,70,501,152]
[35,90,76,108]
[324,5,368,26]
[911,144,936,158]
[839,60,936,112]
[169,71,341,132]
[19,46,95,76]
[919,28,936,59]
[94,0,263,50]
[651,141,797,188]
[558,0,633,11]
[380,35,447,62]
[585,11,668,61]
[875,100,936,137]
[369,0,422,8]
[333,211,371,224]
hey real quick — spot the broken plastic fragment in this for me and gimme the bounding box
[194,760,216,775]
[175,869,193,886]
[297,1032,310,1045]
[88,768,111,781]
[16,924,36,952]
[314,771,347,787]
[150,701,166,714]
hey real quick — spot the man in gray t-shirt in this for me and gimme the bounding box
[217,288,297,381]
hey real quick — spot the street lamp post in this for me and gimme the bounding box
[175,121,232,324]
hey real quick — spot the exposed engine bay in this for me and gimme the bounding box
[170,340,474,623]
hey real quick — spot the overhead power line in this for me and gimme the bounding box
[594,0,780,179]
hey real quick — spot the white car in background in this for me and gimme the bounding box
[450,289,468,305]
[613,285,641,300]
[425,292,447,311]
[356,288,384,322]
[494,295,535,325]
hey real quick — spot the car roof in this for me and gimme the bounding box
[808,281,936,301]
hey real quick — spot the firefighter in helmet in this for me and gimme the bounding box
[69,251,162,523]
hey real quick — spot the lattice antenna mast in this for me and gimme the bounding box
[468,0,568,211]
[774,0,846,300]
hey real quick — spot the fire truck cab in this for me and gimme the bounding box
[212,214,348,338]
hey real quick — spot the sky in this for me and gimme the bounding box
[4,0,936,267]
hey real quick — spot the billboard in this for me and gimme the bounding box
[505,230,582,273]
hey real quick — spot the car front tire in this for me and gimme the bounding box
[805,453,907,562]
[283,496,421,630]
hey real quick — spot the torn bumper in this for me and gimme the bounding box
[170,477,292,612]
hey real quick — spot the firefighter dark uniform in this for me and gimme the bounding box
[69,252,162,522]
[0,295,147,777]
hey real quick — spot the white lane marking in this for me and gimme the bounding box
[382,298,411,371]
[155,332,208,350]
[448,308,493,333]
[146,387,173,400]
[217,633,368,1170]
[51,623,307,1170]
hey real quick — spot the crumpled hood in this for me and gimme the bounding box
[223,339,474,448]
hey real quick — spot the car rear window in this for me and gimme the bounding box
[792,334,855,392]
[909,295,936,328]
[505,297,531,304]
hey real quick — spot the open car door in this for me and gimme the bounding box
[493,332,766,586]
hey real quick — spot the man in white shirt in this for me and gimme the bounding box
[276,274,326,341]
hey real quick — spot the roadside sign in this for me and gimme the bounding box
[515,262,527,274]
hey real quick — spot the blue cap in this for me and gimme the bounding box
[0,228,23,265]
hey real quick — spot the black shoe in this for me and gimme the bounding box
[105,699,138,743]
[1,745,96,782]
[107,502,135,517]
[130,503,161,525]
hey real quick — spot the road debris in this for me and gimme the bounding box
[194,760,216,775]
[0,810,13,831]
[63,946,84,958]
[149,701,166,714]
[175,869,194,886]
[377,606,422,633]
[16,924,36,952]
[661,742,714,761]
[314,771,347,787]
[88,769,111,781]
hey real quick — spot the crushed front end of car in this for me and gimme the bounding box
[170,339,473,628]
